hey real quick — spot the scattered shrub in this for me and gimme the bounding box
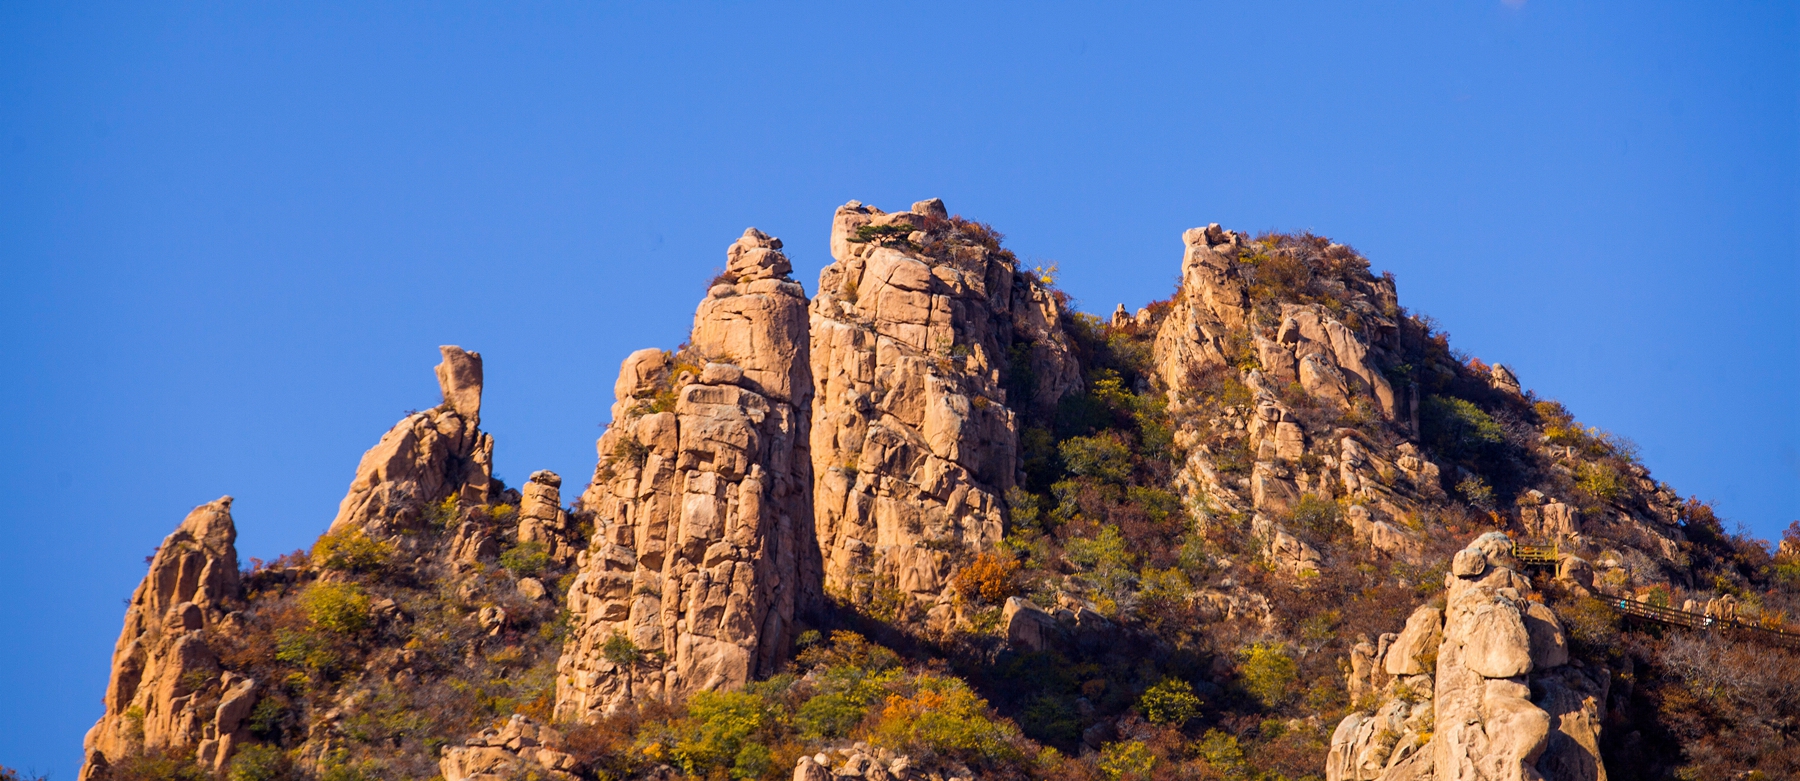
[1420,395,1504,465]
[870,673,1020,766]
[311,527,393,574]
[1059,433,1134,484]
[1576,461,1624,503]
[499,541,550,579]
[952,552,1022,606]
[669,690,772,779]
[1138,678,1203,726]
[1239,644,1298,709]
[301,582,371,635]
[1098,740,1155,780]
[227,744,294,781]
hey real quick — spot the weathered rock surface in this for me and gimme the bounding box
[557,228,818,719]
[81,498,244,780]
[440,715,577,781]
[330,345,498,534]
[809,200,1078,628]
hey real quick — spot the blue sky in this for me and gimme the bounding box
[1,2,1794,776]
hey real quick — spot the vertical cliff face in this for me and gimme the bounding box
[557,228,817,720]
[81,498,243,779]
[330,345,498,534]
[807,199,1079,629]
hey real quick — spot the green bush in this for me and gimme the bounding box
[1139,678,1203,726]
[1576,461,1624,503]
[1421,395,1505,465]
[228,744,293,781]
[672,690,771,778]
[1288,494,1343,542]
[311,527,392,574]
[1063,525,1137,613]
[1239,643,1298,709]
[870,673,1020,765]
[301,582,371,635]
[500,541,550,578]
[1099,740,1155,780]
[1058,433,1133,483]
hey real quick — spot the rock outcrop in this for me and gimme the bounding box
[808,199,1078,627]
[81,498,245,780]
[1326,533,1608,781]
[557,228,817,719]
[439,715,577,781]
[330,345,498,534]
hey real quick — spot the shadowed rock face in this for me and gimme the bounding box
[557,228,818,720]
[808,200,1079,629]
[81,497,243,780]
[330,345,497,535]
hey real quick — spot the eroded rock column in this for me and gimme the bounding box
[557,229,816,720]
[81,498,243,779]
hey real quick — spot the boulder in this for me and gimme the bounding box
[1003,597,1058,653]
[1452,548,1487,578]
[435,345,484,421]
[1384,606,1444,677]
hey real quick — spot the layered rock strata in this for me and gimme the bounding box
[1327,533,1608,781]
[809,199,1079,626]
[330,345,498,534]
[80,498,246,780]
[558,228,817,719]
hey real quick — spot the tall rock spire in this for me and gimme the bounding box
[80,498,243,780]
[557,228,817,720]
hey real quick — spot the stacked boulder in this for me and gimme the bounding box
[557,228,818,720]
[1327,533,1609,781]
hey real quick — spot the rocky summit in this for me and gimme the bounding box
[73,200,1800,781]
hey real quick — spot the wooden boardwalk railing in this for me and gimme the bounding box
[1502,540,1798,649]
[1607,597,1800,649]
[1512,542,1558,568]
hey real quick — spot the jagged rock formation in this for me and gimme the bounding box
[809,199,1079,626]
[1327,534,1607,781]
[1154,225,1427,539]
[558,228,817,719]
[78,202,1786,781]
[80,498,245,780]
[330,345,498,534]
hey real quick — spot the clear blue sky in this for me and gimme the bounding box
[2,2,1794,776]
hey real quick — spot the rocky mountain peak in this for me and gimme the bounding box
[75,204,1797,781]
